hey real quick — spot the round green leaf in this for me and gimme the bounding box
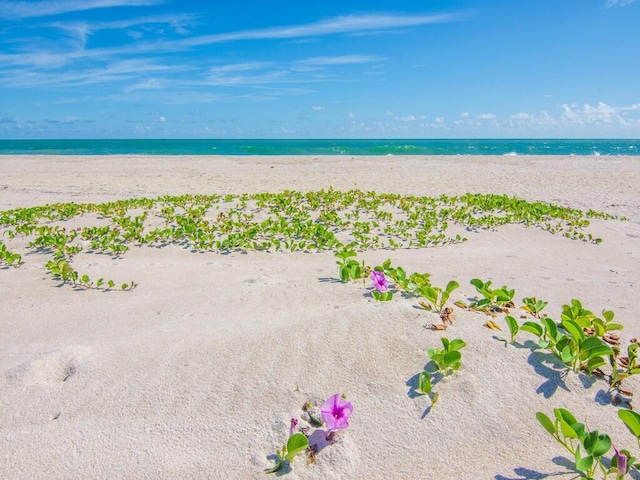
[284,433,309,462]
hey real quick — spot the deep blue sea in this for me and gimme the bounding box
[0,138,639,156]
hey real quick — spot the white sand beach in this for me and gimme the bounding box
[1,155,640,479]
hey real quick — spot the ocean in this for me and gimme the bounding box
[0,138,638,156]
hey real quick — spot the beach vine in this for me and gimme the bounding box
[0,189,620,289]
[1,188,634,476]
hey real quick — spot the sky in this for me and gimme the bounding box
[1,0,639,139]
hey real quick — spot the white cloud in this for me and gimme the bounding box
[297,55,384,67]
[347,112,357,119]
[203,55,382,88]
[125,77,163,92]
[159,13,462,50]
[209,62,273,74]
[605,0,639,7]
[478,113,496,120]
[0,0,163,19]
[504,102,640,131]
[561,102,621,125]
[311,105,325,110]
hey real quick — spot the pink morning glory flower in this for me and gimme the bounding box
[289,418,298,437]
[370,270,388,292]
[613,445,628,478]
[321,394,353,431]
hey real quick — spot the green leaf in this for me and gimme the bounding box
[536,412,556,435]
[560,418,579,439]
[561,345,575,365]
[561,319,584,342]
[505,315,519,339]
[284,433,309,462]
[554,408,578,428]
[443,350,462,367]
[580,336,606,352]
[586,433,611,458]
[586,356,606,373]
[575,452,593,473]
[380,291,393,301]
[541,317,558,341]
[418,371,432,394]
[619,409,640,438]
[606,323,624,331]
[448,339,467,352]
[585,344,613,360]
[521,321,544,338]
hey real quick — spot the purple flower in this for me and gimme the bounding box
[370,270,388,292]
[613,445,628,478]
[320,394,353,431]
[289,418,298,437]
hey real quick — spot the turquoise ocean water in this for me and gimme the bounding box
[0,138,638,156]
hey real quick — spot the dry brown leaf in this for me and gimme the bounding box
[604,333,621,346]
[617,356,630,368]
[485,320,502,331]
[440,307,455,324]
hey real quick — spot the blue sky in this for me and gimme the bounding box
[1,0,639,139]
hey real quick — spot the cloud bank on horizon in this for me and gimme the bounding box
[0,0,638,138]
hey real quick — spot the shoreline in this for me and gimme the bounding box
[1,154,640,478]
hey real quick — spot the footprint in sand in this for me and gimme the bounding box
[4,346,92,385]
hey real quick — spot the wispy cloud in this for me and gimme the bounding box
[49,13,197,41]
[297,55,382,66]
[605,0,639,6]
[204,55,382,88]
[153,13,461,51]
[0,0,163,19]
[2,58,174,88]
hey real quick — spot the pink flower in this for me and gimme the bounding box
[370,270,388,292]
[613,445,629,478]
[321,394,353,431]
[289,418,298,437]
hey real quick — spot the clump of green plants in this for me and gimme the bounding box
[418,280,460,314]
[610,341,640,405]
[334,252,461,315]
[521,297,549,318]
[519,302,615,374]
[45,259,137,291]
[416,337,467,407]
[537,408,637,479]
[266,394,352,474]
[1,190,621,291]
[428,337,467,375]
[464,278,515,314]
[335,248,368,283]
[0,241,22,266]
